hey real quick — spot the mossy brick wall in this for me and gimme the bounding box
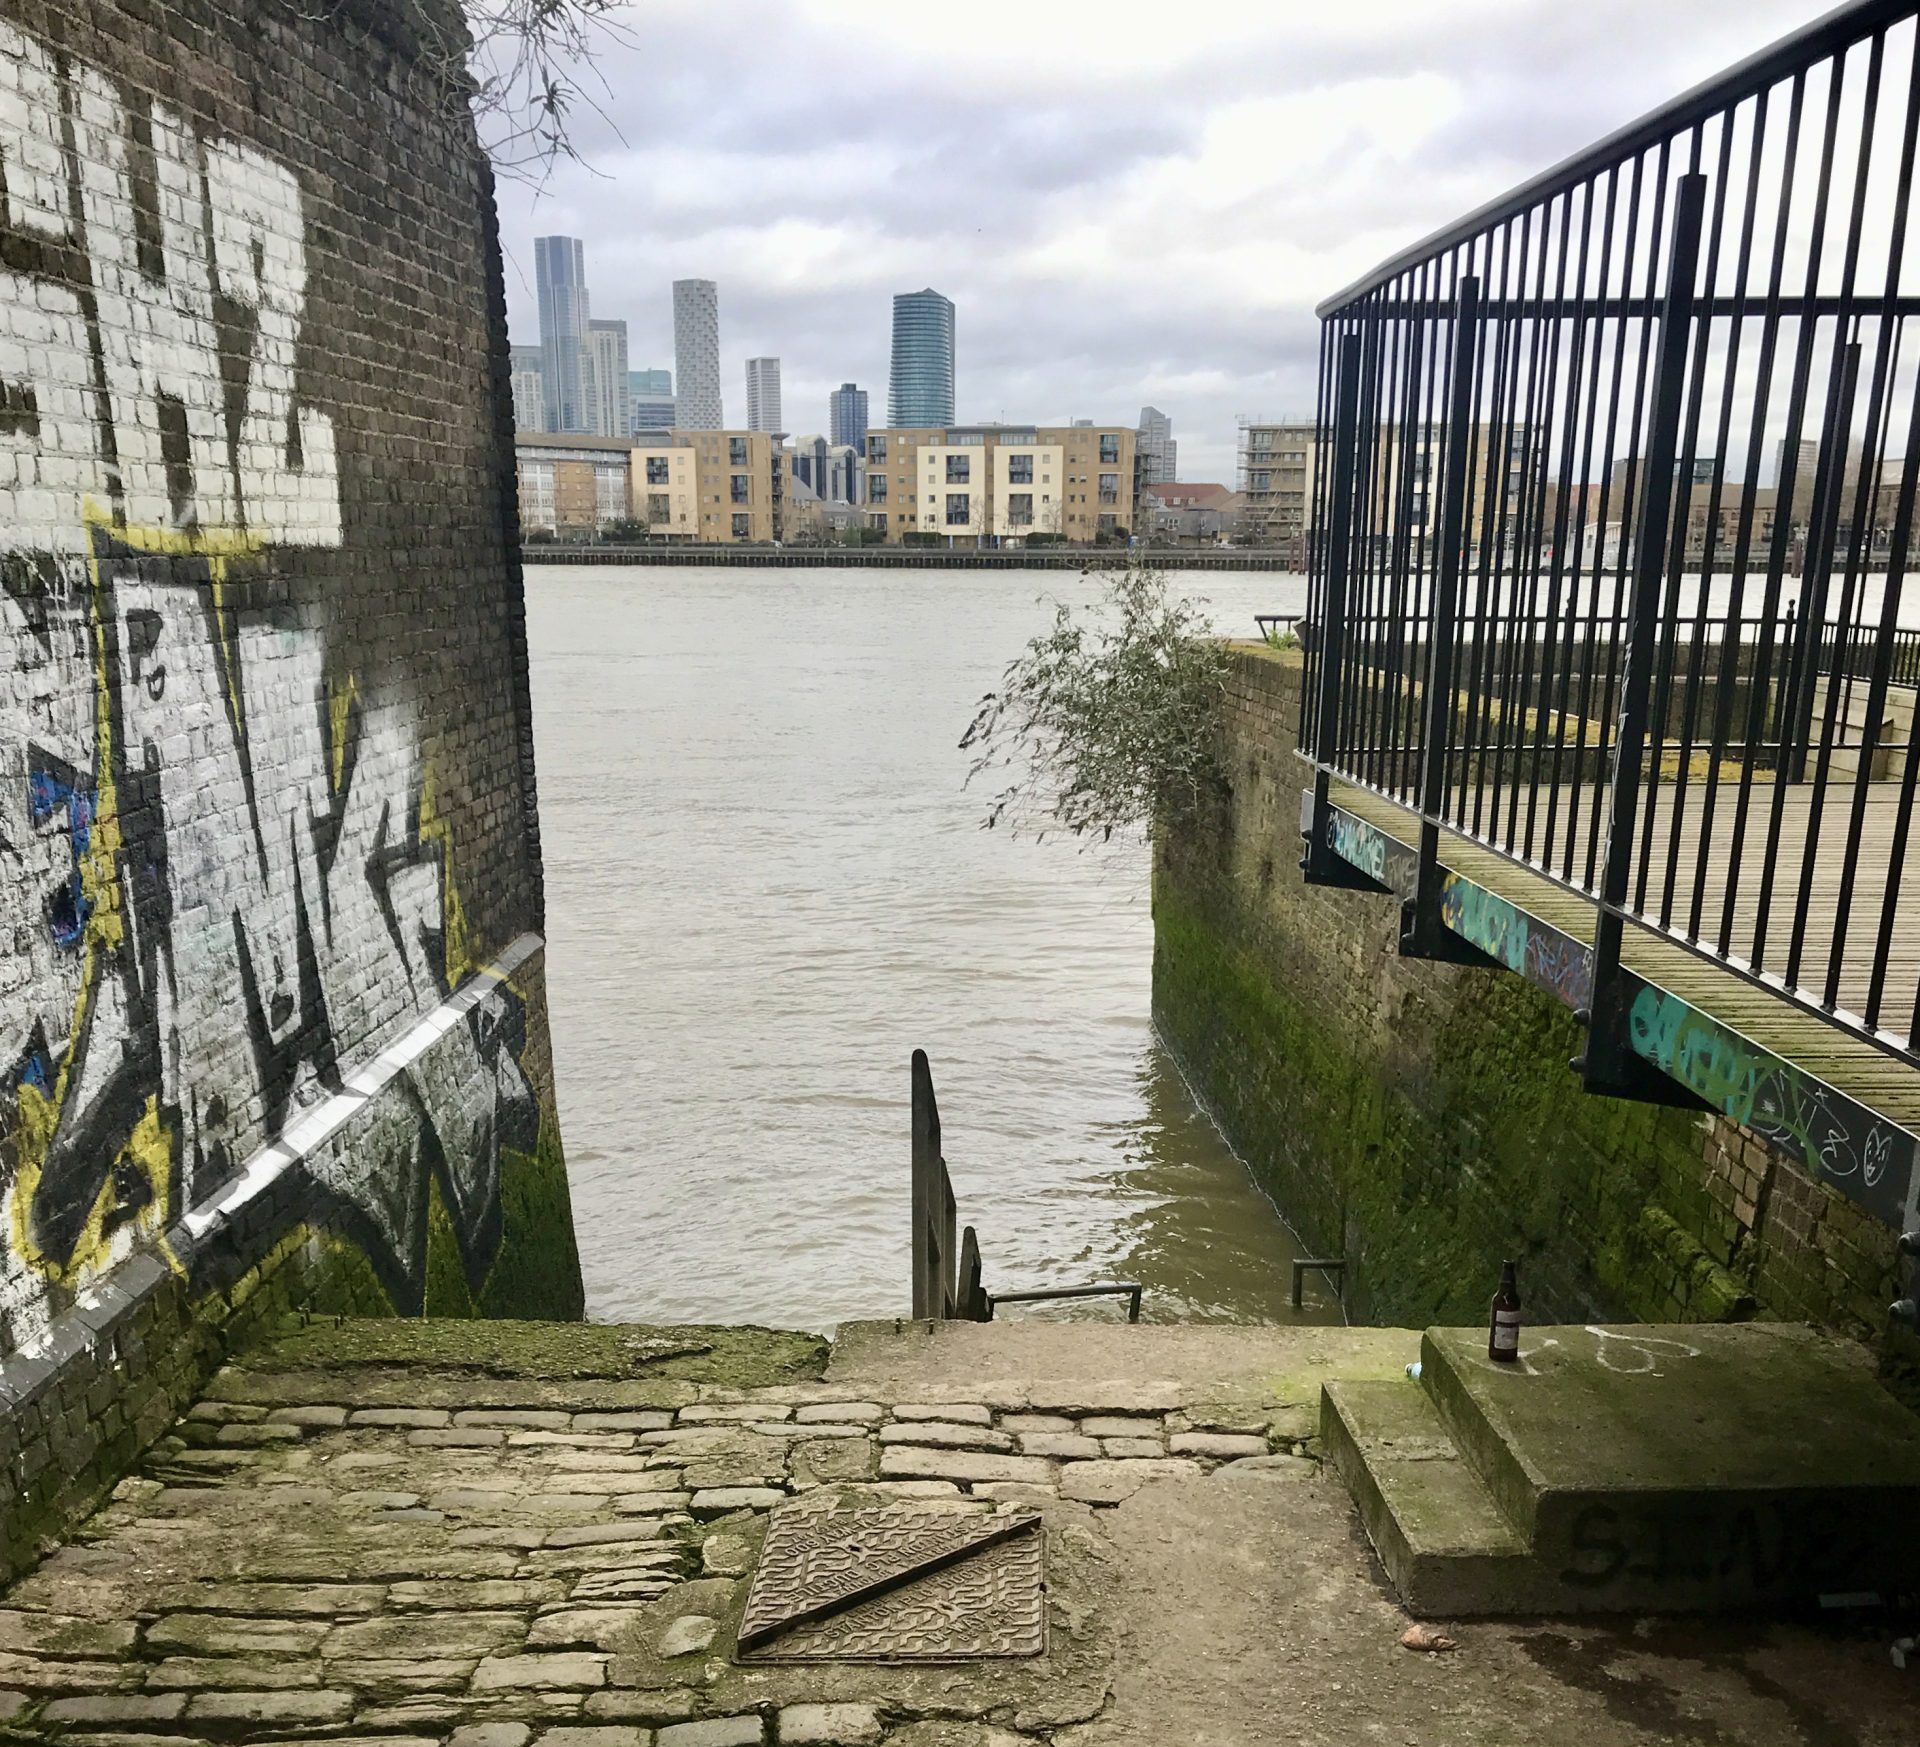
[1153,645,1911,1380]
[0,0,583,1576]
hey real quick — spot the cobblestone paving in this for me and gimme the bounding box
[0,1363,1305,1746]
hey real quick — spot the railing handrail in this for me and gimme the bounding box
[1318,0,1904,316]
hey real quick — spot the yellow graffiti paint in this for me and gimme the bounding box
[416,764,479,987]
[6,504,261,1292]
[328,673,359,794]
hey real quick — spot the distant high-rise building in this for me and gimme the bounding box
[584,320,630,438]
[509,345,546,432]
[889,289,955,427]
[1138,406,1177,484]
[629,368,674,433]
[830,382,869,456]
[745,357,783,433]
[535,236,590,433]
[673,279,723,430]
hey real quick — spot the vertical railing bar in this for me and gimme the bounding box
[1314,333,1366,793]
[1538,178,1597,873]
[1558,169,1625,884]
[1589,171,1708,1088]
[1718,68,1811,959]
[1451,234,1494,832]
[1744,53,1847,975]
[1466,221,1518,839]
[1638,120,1721,920]
[1784,339,1863,987]
[1489,206,1546,851]
[1682,89,1770,940]
[1584,145,1663,893]
[1376,277,1422,793]
[1403,253,1449,799]
[1299,324,1335,753]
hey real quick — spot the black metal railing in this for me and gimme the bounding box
[1302,0,1920,1075]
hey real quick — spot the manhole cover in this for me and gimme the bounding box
[735,1507,1045,1663]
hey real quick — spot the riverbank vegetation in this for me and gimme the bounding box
[961,557,1229,842]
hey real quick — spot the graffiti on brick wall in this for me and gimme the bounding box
[0,22,535,1351]
[1438,874,1594,1008]
[1627,986,1914,1226]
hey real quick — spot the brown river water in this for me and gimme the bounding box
[525,563,1337,1333]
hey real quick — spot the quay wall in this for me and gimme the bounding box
[0,0,582,1577]
[1152,646,1910,1376]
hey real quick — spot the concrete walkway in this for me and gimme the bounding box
[0,1318,1912,1747]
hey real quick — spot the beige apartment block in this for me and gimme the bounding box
[861,424,1133,545]
[681,429,781,542]
[630,443,698,538]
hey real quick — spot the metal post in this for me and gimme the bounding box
[1581,172,1709,1102]
[1302,332,1382,888]
[1402,277,1498,962]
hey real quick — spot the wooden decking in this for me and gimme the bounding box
[1331,776,1920,1134]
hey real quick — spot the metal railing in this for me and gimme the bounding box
[1302,0,1920,1077]
[909,1050,1142,1322]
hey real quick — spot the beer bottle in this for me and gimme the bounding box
[1488,1260,1521,1363]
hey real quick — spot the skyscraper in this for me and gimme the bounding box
[535,236,590,433]
[509,345,546,432]
[889,289,955,427]
[629,369,674,433]
[584,320,630,438]
[745,357,783,433]
[1138,406,1177,484]
[830,382,869,455]
[673,279,723,430]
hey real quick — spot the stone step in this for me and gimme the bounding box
[1319,1378,1531,1617]
[1415,1321,1920,1612]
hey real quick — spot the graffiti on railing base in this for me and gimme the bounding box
[1325,810,1415,894]
[1627,986,1914,1224]
[1438,874,1594,1008]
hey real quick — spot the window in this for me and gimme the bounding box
[1251,471,1272,492]
[732,513,750,538]
[1007,492,1033,527]
[595,468,626,522]
[1007,454,1033,484]
[730,473,750,503]
[869,436,887,462]
[1099,472,1119,505]
[946,493,970,526]
[647,492,670,522]
[1099,435,1120,462]
[868,474,888,503]
[868,512,888,532]
[646,457,670,485]
[946,455,969,484]
[729,438,748,464]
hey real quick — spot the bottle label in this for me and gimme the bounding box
[1491,1314,1520,1355]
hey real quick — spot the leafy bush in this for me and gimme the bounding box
[961,556,1228,841]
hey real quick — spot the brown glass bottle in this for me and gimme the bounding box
[1488,1260,1521,1362]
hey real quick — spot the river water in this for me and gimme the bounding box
[525,563,1328,1332]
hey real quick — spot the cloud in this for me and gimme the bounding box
[495,0,1823,481]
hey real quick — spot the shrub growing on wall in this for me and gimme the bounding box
[961,556,1229,841]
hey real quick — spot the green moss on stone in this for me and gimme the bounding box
[235,1316,828,1386]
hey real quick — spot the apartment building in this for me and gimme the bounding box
[516,430,783,542]
[514,433,634,537]
[859,424,1136,545]
[1237,419,1317,544]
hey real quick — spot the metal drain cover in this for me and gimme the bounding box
[735,1507,1045,1663]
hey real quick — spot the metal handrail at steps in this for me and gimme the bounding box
[910,1050,1142,1323]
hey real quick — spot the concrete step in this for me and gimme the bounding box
[1415,1321,1920,1612]
[1321,1378,1532,1616]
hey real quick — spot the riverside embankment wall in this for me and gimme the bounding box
[0,0,582,1575]
[1153,645,1907,1364]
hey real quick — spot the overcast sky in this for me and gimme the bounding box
[495,0,1822,482]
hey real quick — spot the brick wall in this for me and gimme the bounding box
[1154,645,1913,1389]
[0,0,583,1573]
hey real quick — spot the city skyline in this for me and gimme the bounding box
[494,0,1818,482]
